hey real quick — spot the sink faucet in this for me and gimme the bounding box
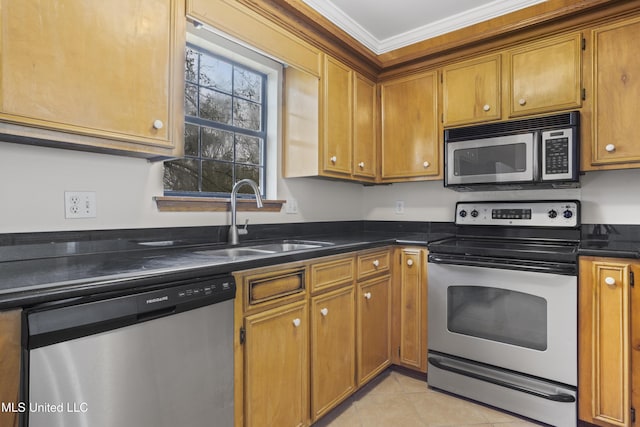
[229,179,264,245]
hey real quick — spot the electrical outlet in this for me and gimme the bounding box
[395,200,405,215]
[285,198,298,214]
[65,191,97,219]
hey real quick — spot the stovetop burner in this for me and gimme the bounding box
[428,201,581,265]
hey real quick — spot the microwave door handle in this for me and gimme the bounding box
[533,131,541,181]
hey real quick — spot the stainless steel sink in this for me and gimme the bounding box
[195,239,334,259]
[249,240,334,252]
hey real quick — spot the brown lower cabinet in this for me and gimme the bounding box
[579,257,640,427]
[392,247,428,373]
[234,247,400,427]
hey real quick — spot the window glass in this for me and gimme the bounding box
[164,44,267,197]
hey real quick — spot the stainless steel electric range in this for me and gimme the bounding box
[427,200,580,427]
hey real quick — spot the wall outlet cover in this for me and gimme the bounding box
[65,191,97,219]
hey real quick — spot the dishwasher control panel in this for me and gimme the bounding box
[137,275,236,313]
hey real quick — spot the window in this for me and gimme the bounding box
[164,44,268,197]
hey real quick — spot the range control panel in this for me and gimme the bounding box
[455,201,579,227]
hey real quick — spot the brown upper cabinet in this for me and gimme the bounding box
[442,32,583,128]
[442,54,502,127]
[583,14,640,170]
[0,0,186,159]
[284,54,378,182]
[380,70,441,181]
[507,32,583,118]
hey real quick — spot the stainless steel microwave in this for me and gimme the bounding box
[444,111,580,191]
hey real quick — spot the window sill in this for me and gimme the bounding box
[154,196,285,212]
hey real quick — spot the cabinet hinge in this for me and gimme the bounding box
[582,37,586,50]
[398,346,401,357]
[632,407,636,423]
[440,74,443,84]
[240,327,246,345]
[631,271,635,288]
[582,88,586,101]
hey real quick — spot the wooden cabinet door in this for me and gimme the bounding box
[589,16,640,167]
[393,248,427,373]
[311,286,356,421]
[442,54,501,127]
[244,301,309,427]
[508,32,582,117]
[380,71,440,180]
[357,275,391,386]
[632,263,640,427]
[0,0,183,152]
[322,55,353,177]
[353,73,377,180]
[579,258,631,427]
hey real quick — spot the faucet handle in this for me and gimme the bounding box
[238,218,250,235]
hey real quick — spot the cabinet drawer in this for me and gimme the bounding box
[357,249,391,280]
[244,268,306,310]
[310,256,355,293]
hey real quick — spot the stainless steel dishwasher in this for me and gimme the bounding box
[24,274,235,427]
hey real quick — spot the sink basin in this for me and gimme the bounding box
[195,239,334,259]
[249,240,332,252]
[195,247,276,258]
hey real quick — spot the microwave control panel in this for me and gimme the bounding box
[541,128,575,181]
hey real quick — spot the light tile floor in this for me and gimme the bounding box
[313,368,543,427]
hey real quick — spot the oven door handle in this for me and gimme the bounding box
[427,253,577,276]
[428,357,575,403]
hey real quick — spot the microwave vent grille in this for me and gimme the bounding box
[445,111,579,141]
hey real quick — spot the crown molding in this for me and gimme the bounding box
[302,0,548,54]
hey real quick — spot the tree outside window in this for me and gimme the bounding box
[164,45,267,196]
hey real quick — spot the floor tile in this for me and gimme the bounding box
[313,368,545,427]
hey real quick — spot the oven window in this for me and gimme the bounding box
[447,286,547,351]
[453,143,527,176]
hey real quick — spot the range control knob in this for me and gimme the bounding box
[548,209,558,219]
[563,210,574,219]
[470,210,479,218]
[459,210,467,218]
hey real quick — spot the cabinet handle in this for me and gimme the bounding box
[320,307,329,317]
[358,161,365,168]
[407,259,414,266]
[604,276,616,286]
[372,260,380,267]
[518,98,527,106]
[292,318,301,327]
[152,119,164,130]
[423,161,430,168]
[483,104,491,112]
[605,144,616,153]
[330,156,337,164]
[364,292,372,300]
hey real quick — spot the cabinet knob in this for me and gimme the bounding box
[320,307,329,317]
[364,292,372,300]
[483,104,491,112]
[372,260,380,267]
[292,318,301,327]
[423,161,430,168]
[152,119,164,130]
[330,156,337,164]
[358,161,365,168]
[604,276,616,286]
[605,144,616,153]
[518,98,527,106]
[407,259,414,266]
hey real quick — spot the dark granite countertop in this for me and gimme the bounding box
[578,224,640,259]
[0,223,452,310]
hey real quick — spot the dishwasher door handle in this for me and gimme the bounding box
[137,306,176,322]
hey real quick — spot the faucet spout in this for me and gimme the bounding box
[229,179,263,245]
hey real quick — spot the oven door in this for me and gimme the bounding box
[427,260,576,386]
[445,133,536,186]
